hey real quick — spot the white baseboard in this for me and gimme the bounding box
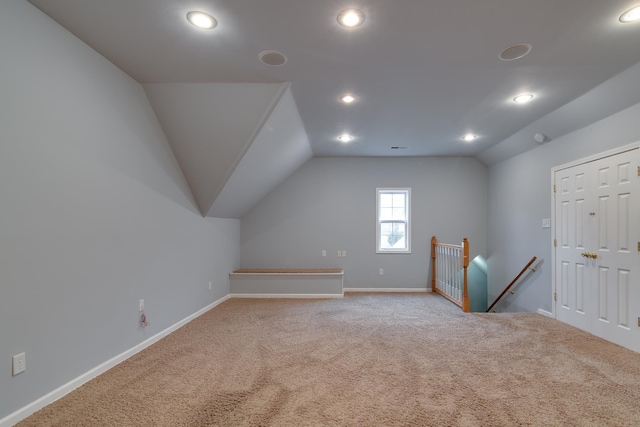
[537,308,553,318]
[3,288,432,426]
[343,288,430,293]
[228,293,344,299]
[0,295,231,427]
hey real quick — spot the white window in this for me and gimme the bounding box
[376,188,411,253]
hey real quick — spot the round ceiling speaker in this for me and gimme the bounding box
[499,43,532,61]
[259,51,287,66]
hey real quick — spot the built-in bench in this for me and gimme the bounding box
[229,268,344,298]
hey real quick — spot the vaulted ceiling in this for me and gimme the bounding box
[27,0,640,217]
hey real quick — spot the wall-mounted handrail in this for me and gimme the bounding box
[486,256,537,313]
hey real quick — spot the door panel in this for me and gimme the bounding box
[596,265,608,322]
[618,269,630,328]
[576,199,586,249]
[590,151,638,350]
[597,195,609,250]
[575,263,586,314]
[560,261,569,309]
[555,163,591,331]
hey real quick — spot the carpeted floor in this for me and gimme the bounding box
[18,293,640,426]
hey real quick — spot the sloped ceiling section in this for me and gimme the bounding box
[143,82,288,216]
[477,61,640,166]
[208,87,312,218]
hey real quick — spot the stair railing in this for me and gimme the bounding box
[486,256,537,313]
[431,236,469,312]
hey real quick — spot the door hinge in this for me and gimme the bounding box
[553,184,556,193]
[637,242,640,252]
[554,239,557,247]
[637,166,640,177]
[554,293,558,302]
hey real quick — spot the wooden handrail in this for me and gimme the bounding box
[486,256,537,313]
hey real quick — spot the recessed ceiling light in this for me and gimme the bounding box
[620,5,640,22]
[337,9,365,28]
[259,51,287,66]
[513,93,535,104]
[186,11,217,30]
[338,134,353,143]
[340,94,356,104]
[462,134,477,142]
[499,43,532,61]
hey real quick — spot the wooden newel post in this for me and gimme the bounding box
[431,236,437,293]
[462,237,470,313]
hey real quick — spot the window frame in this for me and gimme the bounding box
[376,187,411,254]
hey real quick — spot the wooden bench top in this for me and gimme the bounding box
[232,268,343,274]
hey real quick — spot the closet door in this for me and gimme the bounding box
[555,162,592,332]
[554,147,640,352]
[589,151,639,349]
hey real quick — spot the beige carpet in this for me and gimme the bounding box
[18,293,640,426]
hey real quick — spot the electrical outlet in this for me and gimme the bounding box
[342,250,347,257]
[379,268,384,276]
[12,353,26,376]
[337,250,342,257]
[139,299,144,312]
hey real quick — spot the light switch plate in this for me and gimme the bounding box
[542,218,551,229]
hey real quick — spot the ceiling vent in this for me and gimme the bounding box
[259,51,287,66]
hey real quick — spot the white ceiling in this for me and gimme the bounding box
[25,0,640,216]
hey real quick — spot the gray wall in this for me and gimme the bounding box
[241,157,488,289]
[488,100,640,312]
[7,0,639,419]
[0,1,240,419]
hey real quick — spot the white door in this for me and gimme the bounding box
[554,147,640,352]
[555,161,591,332]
